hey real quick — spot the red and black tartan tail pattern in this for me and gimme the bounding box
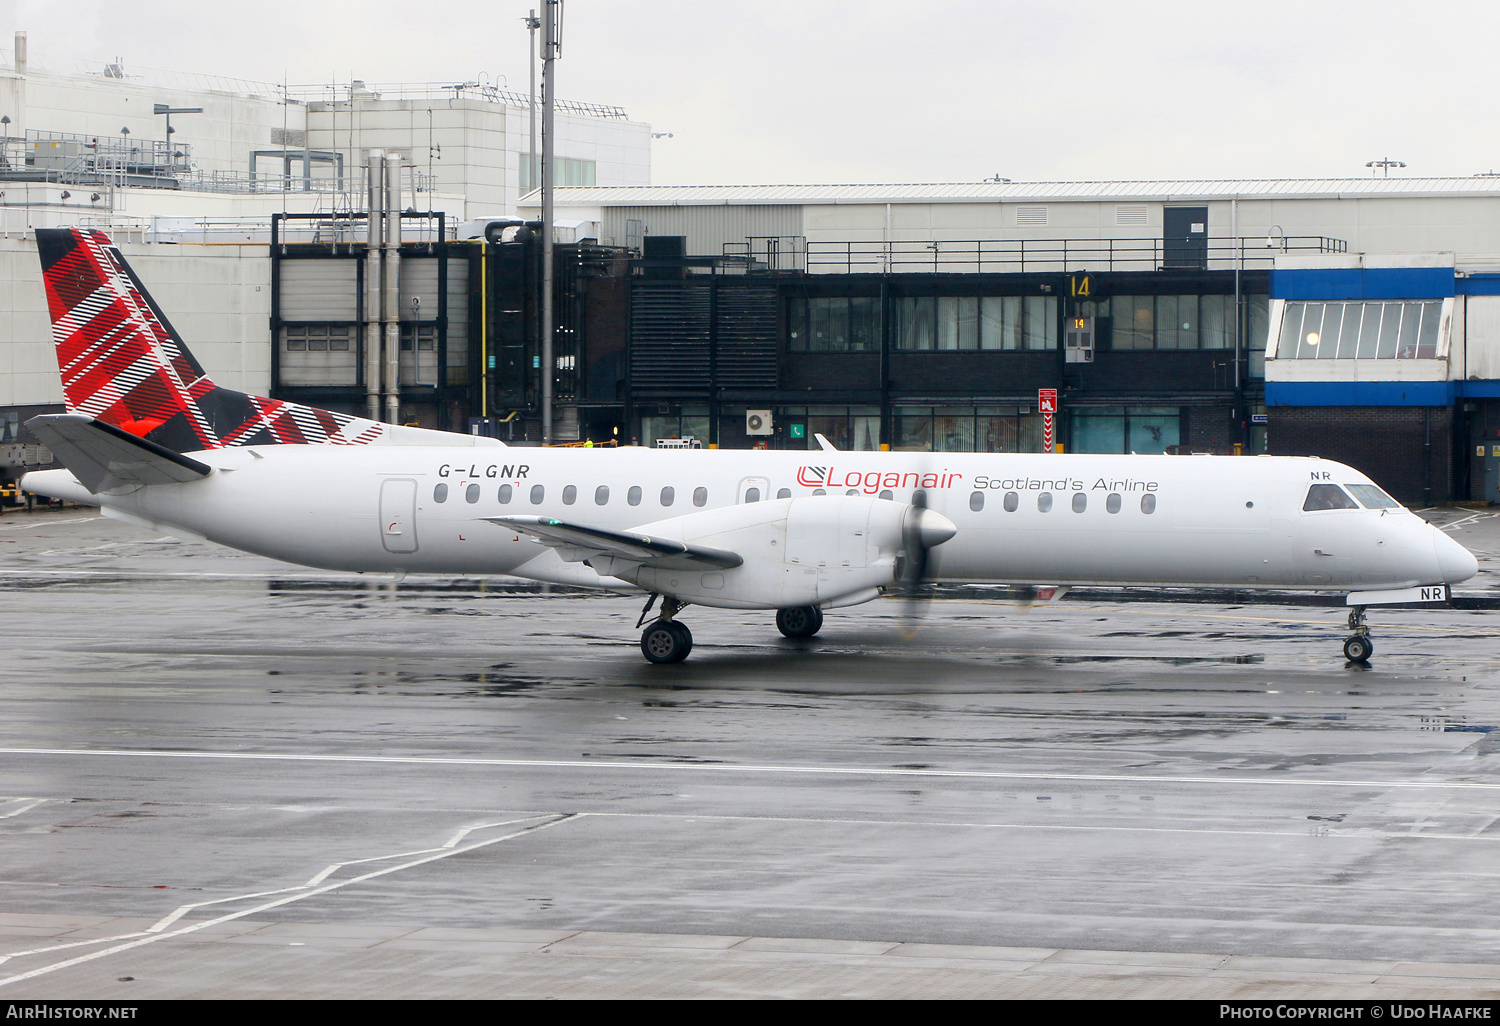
[36,227,387,453]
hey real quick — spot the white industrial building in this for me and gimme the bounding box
[0,31,652,438]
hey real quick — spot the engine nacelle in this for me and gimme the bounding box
[614,495,952,610]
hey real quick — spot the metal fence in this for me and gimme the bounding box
[732,235,1348,274]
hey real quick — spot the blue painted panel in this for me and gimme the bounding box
[1457,380,1500,397]
[1457,275,1500,296]
[1271,267,1454,300]
[1362,267,1454,299]
[1266,380,1454,406]
[1272,269,1363,300]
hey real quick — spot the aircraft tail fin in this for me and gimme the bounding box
[35,227,392,453]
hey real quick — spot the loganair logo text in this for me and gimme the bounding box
[796,466,962,492]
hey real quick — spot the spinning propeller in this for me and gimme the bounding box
[894,487,957,636]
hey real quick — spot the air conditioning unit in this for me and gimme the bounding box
[746,410,773,435]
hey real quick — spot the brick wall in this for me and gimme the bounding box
[1183,406,1232,450]
[1268,406,1452,504]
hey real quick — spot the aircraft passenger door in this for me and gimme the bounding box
[379,478,419,554]
[737,476,770,503]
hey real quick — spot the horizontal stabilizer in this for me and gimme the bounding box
[26,414,212,493]
[486,515,743,572]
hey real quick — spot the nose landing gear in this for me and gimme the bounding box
[1343,605,1373,663]
[638,594,693,664]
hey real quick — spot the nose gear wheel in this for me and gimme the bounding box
[1343,605,1373,664]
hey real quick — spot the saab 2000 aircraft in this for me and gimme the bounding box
[19,228,1479,663]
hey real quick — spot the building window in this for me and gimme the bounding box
[1275,300,1446,360]
[893,406,1044,452]
[1070,406,1181,454]
[520,154,595,192]
[787,296,880,352]
[400,324,437,352]
[283,323,353,352]
[642,408,710,447]
[1104,295,1252,351]
[896,295,1055,350]
[799,406,881,450]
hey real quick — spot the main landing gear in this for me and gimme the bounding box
[776,605,823,639]
[1343,605,1374,664]
[635,597,828,663]
[639,595,692,664]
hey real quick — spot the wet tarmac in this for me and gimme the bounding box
[1,505,1499,998]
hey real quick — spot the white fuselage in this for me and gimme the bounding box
[24,446,1476,606]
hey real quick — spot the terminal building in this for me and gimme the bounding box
[2,35,1499,505]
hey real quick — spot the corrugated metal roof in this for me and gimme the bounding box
[540,178,1500,207]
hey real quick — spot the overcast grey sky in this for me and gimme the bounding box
[4,0,1496,185]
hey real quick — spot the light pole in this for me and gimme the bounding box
[153,104,202,172]
[1365,158,1405,177]
[540,0,561,444]
[525,9,540,194]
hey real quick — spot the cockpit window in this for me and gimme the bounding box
[1345,483,1400,510]
[1304,483,1359,511]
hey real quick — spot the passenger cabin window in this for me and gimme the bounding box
[1003,491,1019,512]
[1106,492,1122,514]
[693,486,708,507]
[628,486,642,506]
[745,487,761,502]
[661,486,675,506]
[465,484,480,504]
[1038,492,1053,512]
[1303,484,1358,511]
[562,485,577,505]
[777,488,791,499]
[1141,493,1157,514]
[1346,483,1400,509]
[913,489,927,506]
[879,489,893,500]
[498,484,512,504]
[970,491,984,512]
[595,485,609,505]
[845,488,860,496]
[434,483,449,503]
[530,484,545,505]
[1072,492,1086,512]
[812,488,826,495]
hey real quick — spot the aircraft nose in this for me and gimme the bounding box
[1434,527,1479,585]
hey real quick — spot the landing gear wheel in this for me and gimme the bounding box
[667,620,693,660]
[1343,635,1373,663]
[776,605,824,639]
[641,621,692,664]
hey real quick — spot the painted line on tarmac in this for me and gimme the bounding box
[3,746,1500,792]
[0,813,575,989]
[0,516,100,532]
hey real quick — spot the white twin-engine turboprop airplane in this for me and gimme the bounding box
[19,228,1480,664]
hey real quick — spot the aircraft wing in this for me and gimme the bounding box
[26,414,212,493]
[485,515,743,572]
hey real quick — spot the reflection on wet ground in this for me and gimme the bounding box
[3,508,1500,996]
